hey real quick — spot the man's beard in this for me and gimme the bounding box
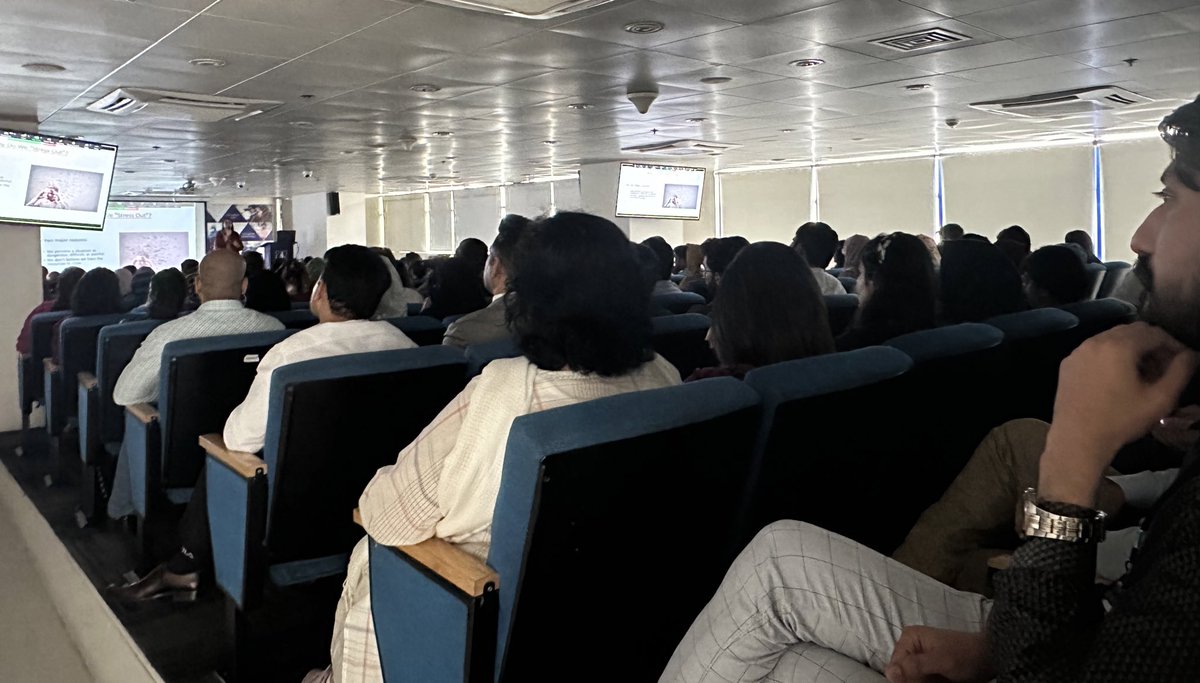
[1139,255,1200,349]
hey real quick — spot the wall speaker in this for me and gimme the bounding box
[326,191,341,216]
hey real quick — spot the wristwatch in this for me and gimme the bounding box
[1021,488,1107,543]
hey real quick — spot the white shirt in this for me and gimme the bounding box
[811,268,847,295]
[112,300,285,407]
[223,320,417,453]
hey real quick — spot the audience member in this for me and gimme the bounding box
[1022,244,1091,307]
[106,250,286,519]
[422,256,492,320]
[305,257,326,286]
[791,221,847,295]
[917,233,942,270]
[243,270,292,313]
[142,268,188,320]
[115,267,133,299]
[122,267,154,311]
[642,236,682,296]
[109,245,417,602]
[454,237,489,272]
[833,239,846,269]
[123,265,137,275]
[673,244,688,274]
[444,214,530,348]
[243,251,265,278]
[683,236,749,303]
[997,225,1031,252]
[962,233,991,243]
[938,223,964,246]
[1065,229,1103,264]
[837,233,937,351]
[689,242,834,381]
[17,266,83,355]
[180,259,199,276]
[841,234,870,279]
[320,212,681,682]
[939,239,1025,323]
[280,261,312,302]
[995,237,1029,270]
[53,268,124,362]
[371,255,423,319]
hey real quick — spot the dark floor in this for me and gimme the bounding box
[1,428,337,683]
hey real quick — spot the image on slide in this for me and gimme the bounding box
[120,232,190,271]
[661,184,700,210]
[24,165,104,212]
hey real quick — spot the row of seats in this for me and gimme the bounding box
[829,259,1131,300]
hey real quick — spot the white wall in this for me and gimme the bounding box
[1,225,45,431]
[326,192,368,248]
[1101,138,1169,262]
[291,192,328,259]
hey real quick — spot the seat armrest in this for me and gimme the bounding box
[78,371,98,391]
[390,537,498,598]
[127,403,159,425]
[200,433,267,478]
[987,554,1013,572]
[43,358,60,374]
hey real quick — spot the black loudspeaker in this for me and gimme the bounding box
[326,191,341,216]
[274,230,296,260]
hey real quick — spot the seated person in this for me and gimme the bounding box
[371,254,424,319]
[420,256,491,320]
[17,266,82,355]
[315,212,681,683]
[836,233,937,351]
[996,225,1032,268]
[121,267,154,312]
[125,268,187,321]
[642,235,682,296]
[661,96,1200,683]
[681,236,749,306]
[443,214,530,347]
[938,222,964,248]
[840,234,870,280]
[688,242,834,381]
[108,244,417,600]
[791,221,847,295]
[1065,229,1103,264]
[1021,244,1091,308]
[52,268,124,362]
[244,270,292,313]
[939,239,1026,323]
[107,250,286,519]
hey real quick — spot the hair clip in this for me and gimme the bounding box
[877,235,894,264]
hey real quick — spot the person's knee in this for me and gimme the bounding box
[991,418,1050,446]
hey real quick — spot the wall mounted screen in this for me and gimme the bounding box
[41,200,205,271]
[0,129,118,230]
[616,163,706,220]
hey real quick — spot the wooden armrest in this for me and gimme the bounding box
[127,403,159,425]
[199,433,266,478]
[393,537,499,597]
[353,508,363,528]
[987,554,1013,572]
[20,353,31,361]
[43,358,59,373]
[78,371,98,391]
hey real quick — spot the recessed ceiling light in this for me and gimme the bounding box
[340,150,357,155]
[852,137,867,141]
[432,131,454,137]
[161,159,176,163]
[299,94,315,99]
[624,20,665,34]
[789,58,826,68]
[699,76,732,84]
[123,170,136,174]
[289,121,315,128]
[22,62,66,73]
[188,57,227,68]
[779,128,796,133]
[542,140,558,145]
[410,83,441,93]
[686,117,707,123]
[771,158,787,162]
[567,102,594,110]
[904,83,932,91]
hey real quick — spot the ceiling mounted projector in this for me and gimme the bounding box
[425,0,614,20]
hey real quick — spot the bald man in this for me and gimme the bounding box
[108,249,285,519]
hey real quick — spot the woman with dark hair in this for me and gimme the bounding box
[682,236,750,305]
[837,233,938,351]
[52,268,124,361]
[690,242,835,381]
[319,212,680,683]
[1022,244,1091,307]
[420,256,490,320]
[126,268,188,320]
[243,270,293,313]
[939,239,1026,324]
[16,266,84,354]
[121,267,154,311]
[841,234,870,279]
[214,218,243,252]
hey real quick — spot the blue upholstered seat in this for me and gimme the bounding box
[651,291,705,314]
[371,378,761,683]
[1059,298,1138,339]
[19,310,70,430]
[385,315,447,346]
[465,338,522,378]
[1098,261,1131,299]
[985,309,1081,423]
[823,294,859,336]
[44,314,126,439]
[838,275,857,293]
[650,313,717,379]
[1084,262,1108,300]
[269,309,319,330]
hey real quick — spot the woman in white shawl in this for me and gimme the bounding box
[371,255,424,319]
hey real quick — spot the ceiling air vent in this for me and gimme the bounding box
[970,86,1153,119]
[621,139,742,157]
[424,0,614,20]
[871,27,970,52]
[87,88,282,123]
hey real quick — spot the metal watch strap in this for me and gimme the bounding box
[1021,488,1107,543]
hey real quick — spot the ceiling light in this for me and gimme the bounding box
[123,170,136,174]
[789,58,826,68]
[904,83,932,91]
[699,76,732,84]
[432,131,454,137]
[300,94,315,99]
[289,121,315,128]
[410,83,441,93]
[567,103,594,110]
[686,117,707,123]
[188,57,227,68]
[779,128,796,133]
[22,62,66,73]
[161,159,176,163]
[624,20,665,34]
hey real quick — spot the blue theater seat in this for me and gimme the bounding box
[1084,262,1108,300]
[18,310,70,433]
[1059,298,1137,341]
[652,291,705,314]
[370,377,761,683]
[838,275,857,293]
[269,309,319,330]
[465,338,522,378]
[406,303,423,317]
[985,308,1080,423]
[650,313,717,379]
[823,294,859,336]
[44,314,126,442]
[1098,262,1131,300]
[385,315,447,346]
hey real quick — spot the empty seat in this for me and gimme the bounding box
[823,294,859,336]
[1059,298,1138,341]
[406,303,423,317]
[650,313,717,379]
[828,267,844,277]
[1084,262,1108,300]
[385,315,447,346]
[290,300,310,310]
[465,337,522,378]
[1098,261,1132,300]
[838,275,857,293]
[652,291,705,314]
[370,378,762,682]
[19,310,70,432]
[270,309,319,330]
[44,314,126,440]
[985,308,1080,423]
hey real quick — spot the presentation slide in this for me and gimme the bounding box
[615,163,706,220]
[0,130,118,230]
[41,201,205,272]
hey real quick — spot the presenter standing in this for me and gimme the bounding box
[214,218,243,253]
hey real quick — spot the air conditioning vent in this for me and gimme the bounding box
[871,28,970,52]
[425,0,614,20]
[621,139,741,157]
[87,88,282,123]
[970,86,1153,119]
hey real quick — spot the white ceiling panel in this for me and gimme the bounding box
[166,15,342,60]
[734,46,883,78]
[1016,13,1196,56]
[484,32,634,69]
[957,0,1200,39]
[1066,33,1200,69]
[758,0,950,43]
[206,0,415,35]
[5,0,192,40]
[652,0,843,24]
[900,0,1030,17]
[806,61,937,89]
[655,26,824,64]
[952,56,1095,83]
[548,0,739,48]
[353,4,538,52]
[1167,5,1200,30]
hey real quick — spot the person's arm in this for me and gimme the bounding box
[359,379,477,547]
[112,332,167,406]
[221,346,284,453]
[441,320,468,349]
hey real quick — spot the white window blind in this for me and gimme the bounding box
[719,168,812,243]
[552,178,582,213]
[505,182,553,220]
[817,158,936,238]
[453,187,503,245]
[383,195,427,254]
[428,192,454,252]
[1101,138,1168,262]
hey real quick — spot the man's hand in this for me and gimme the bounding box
[885,626,993,683]
[1041,323,1197,508]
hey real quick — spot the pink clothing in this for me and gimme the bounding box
[16,300,55,355]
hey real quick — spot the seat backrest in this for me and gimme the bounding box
[406,302,423,317]
[652,291,705,314]
[823,294,859,336]
[1059,298,1138,341]
[650,313,717,379]
[1084,262,1108,300]
[1098,261,1131,299]
[465,338,522,378]
[827,267,844,277]
[985,308,1080,422]
[290,300,310,310]
[29,311,71,364]
[486,378,762,680]
[58,314,128,417]
[95,320,167,444]
[269,309,319,330]
[385,315,446,346]
[158,330,295,488]
[838,275,857,293]
[262,346,468,564]
[743,348,915,551]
